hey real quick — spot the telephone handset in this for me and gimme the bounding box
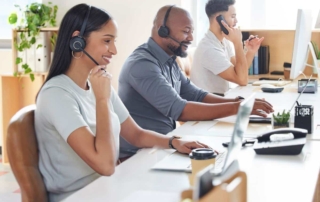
[254,128,308,155]
[256,128,307,142]
[216,15,229,35]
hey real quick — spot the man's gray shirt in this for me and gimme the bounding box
[118,38,208,157]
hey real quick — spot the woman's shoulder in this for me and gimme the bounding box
[44,74,71,89]
[38,75,79,102]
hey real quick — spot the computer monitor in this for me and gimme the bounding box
[290,9,314,79]
[315,10,320,28]
[219,93,255,174]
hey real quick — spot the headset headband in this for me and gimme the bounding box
[80,5,91,37]
[163,5,175,27]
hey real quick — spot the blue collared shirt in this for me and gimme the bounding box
[118,37,208,157]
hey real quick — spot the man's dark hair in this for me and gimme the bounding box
[205,0,235,19]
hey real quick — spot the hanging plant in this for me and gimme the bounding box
[8,2,58,81]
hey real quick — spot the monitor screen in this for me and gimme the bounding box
[290,9,313,79]
[221,93,255,173]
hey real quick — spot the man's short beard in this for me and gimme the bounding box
[168,44,188,58]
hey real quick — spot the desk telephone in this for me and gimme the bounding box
[222,128,307,155]
[254,128,307,155]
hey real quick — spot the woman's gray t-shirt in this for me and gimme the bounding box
[35,74,129,201]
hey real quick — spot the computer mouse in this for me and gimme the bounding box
[260,84,278,88]
[261,84,284,93]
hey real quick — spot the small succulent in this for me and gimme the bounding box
[272,110,290,124]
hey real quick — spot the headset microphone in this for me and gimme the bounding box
[82,49,99,65]
[167,35,188,47]
[69,5,100,66]
[158,5,188,48]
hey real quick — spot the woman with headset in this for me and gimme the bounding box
[35,4,209,201]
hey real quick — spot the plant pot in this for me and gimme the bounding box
[272,115,290,129]
[272,122,289,129]
[272,111,290,129]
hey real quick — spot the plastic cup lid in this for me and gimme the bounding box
[189,148,217,160]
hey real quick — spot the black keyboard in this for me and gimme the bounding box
[259,77,280,81]
[249,117,272,124]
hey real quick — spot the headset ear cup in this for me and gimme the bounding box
[158,26,170,38]
[69,36,86,52]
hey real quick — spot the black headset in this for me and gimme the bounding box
[69,5,91,52]
[158,5,175,38]
[69,5,99,65]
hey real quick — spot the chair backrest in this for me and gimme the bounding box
[7,105,48,202]
[176,47,196,77]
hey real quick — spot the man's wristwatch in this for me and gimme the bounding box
[169,136,181,150]
[235,96,245,101]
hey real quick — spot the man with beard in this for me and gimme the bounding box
[191,0,264,96]
[118,5,273,158]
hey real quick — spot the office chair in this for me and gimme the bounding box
[7,105,48,202]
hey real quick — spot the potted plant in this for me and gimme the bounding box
[311,41,320,74]
[272,110,290,129]
[8,2,58,81]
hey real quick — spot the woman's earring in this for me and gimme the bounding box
[72,51,83,59]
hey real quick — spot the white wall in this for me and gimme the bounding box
[181,0,208,47]
[239,0,320,29]
[44,0,182,89]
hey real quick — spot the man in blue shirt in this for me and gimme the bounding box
[118,5,273,157]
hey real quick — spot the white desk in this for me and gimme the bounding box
[172,84,320,140]
[65,135,320,202]
[65,84,320,202]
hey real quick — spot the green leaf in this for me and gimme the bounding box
[30,37,36,44]
[24,68,32,74]
[28,23,37,32]
[32,14,41,26]
[273,110,290,124]
[8,13,18,24]
[22,63,29,70]
[43,14,49,21]
[13,71,18,77]
[20,32,25,39]
[15,57,23,64]
[36,44,43,49]
[30,3,40,13]
[50,19,56,27]
[29,73,35,81]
